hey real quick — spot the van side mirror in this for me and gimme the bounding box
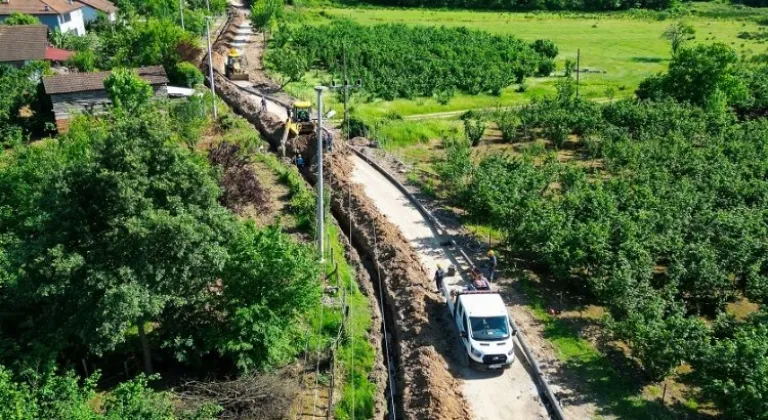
[511,330,518,337]
[460,331,468,339]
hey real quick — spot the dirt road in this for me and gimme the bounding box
[351,154,549,420]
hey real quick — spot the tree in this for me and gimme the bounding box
[104,68,154,113]
[0,110,236,372]
[461,110,486,146]
[639,43,748,107]
[250,0,282,37]
[264,46,308,89]
[2,12,40,25]
[690,311,768,419]
[173,61,204,87]
[662,21,695,56]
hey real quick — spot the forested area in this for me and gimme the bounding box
[0,71,325,418]
[337,0,677,12]
[435,42,768,418]
[266,20,555,101]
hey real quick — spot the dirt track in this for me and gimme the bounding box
[351,154,550,420]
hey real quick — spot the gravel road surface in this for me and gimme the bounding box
[351,154,549,420]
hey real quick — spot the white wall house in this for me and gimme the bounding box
[0,0,86,35]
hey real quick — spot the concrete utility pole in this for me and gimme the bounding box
[330,44,362,141]
[205,0,210,13]
[576,48,580,99]
[179,0,185,30]
[205,17,218,119]
[315,85,327,262]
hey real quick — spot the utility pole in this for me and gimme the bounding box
[315,86,327,262]
[205,0,210,13]
[205,17,218,119]
[179,0,185,30]
[330,45,362,141]
[576,48,580,99]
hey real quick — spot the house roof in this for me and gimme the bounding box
[43,66,169,95]
[76,0,116,13]
[45,45,74,61]
[0,24,47,62]
[0,0,83,16]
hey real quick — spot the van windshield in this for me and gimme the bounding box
[470,316,509,341]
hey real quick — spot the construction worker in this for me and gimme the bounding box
[434,264,446,293]
[261,97,267,113]
[296,154,305,171]
[487,250,498,282]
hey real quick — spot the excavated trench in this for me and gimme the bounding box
[205,12,471,417]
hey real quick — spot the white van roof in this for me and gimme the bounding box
[458,293,508,317]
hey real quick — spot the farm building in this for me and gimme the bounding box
[43,65,169,133]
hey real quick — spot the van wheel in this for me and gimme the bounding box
[457,339,469,367]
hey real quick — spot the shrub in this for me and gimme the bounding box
[461,110,486,146]
[67,50,97,72]
[174,61,204,87]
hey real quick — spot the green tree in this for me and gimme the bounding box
[690,311,768,419]
[250,0,282,37]
[264,46,308,89]
[662,21,695,56]
[104,68,154,113]
[461,110,486,147]
[2,12,40,25]
[639,43,748,107]
[435,136,473,198]
[0,110,235,372]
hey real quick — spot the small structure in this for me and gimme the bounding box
[43,65,168,133]
[45,45,74,63]
[76,0,116,23]
[0,0,86,35]
[0,24,47,67]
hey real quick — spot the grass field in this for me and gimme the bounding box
[284,2,768,119]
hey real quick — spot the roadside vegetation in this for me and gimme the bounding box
[425,41,768,418]
[0,60,370,418]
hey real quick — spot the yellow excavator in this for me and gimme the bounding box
[225,48,248,81]
[287,101,315,136]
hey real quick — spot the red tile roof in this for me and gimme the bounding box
[0,24,47,62]
[76,0,116,13]
[43,66,169,95]
[45,46,74,61]
[0,0,83,15]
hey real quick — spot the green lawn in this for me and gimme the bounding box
[286,3,768,118]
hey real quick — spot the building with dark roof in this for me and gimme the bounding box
[43,66,169,133]
[0,0,86,35]
[0,24,48,66]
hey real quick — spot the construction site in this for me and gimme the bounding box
[204,4,592,419]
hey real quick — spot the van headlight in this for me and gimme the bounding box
[471,347,483,358]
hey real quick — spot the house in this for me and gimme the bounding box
[0,0,86,35]
[0,25,75,67]
[0,24,47,67]
[77,0,116,23]
[43,66,169,133]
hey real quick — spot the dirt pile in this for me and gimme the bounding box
[324,147,471,420]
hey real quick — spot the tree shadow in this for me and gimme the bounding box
[632,56,667,63]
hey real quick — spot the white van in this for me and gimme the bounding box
[451,290,517,369]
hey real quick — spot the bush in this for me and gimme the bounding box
[2,12,39,25]
[461,110,486,146]
[173,61,204,87]
[67,50,97,72]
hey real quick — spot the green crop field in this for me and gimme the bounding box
[285,3,768,119]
